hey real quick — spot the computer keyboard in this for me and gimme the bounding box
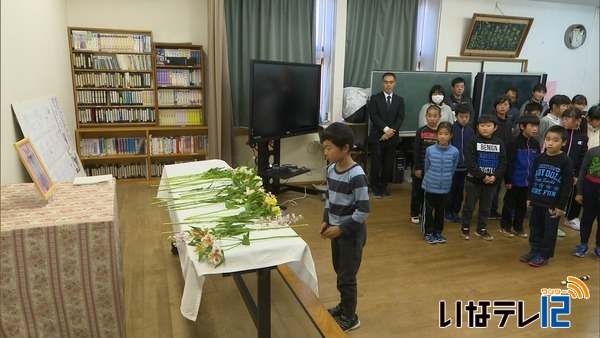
[265,165,311,179]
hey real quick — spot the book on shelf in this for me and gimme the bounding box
[158,109,202,126]
[157,89,202,106]
[78,107,155,124]
[85,162,147,179]
[156,48,201,66]
[149,135,208,154]
[80,137,146,156]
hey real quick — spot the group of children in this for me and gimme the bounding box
[316,86,599,332]
[411,88,600,269]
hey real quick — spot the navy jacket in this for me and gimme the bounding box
[562,129,588,176]
[504,133,540,187]
[451,121,475,171]
[493,114,512,148]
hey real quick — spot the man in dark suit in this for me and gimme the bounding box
[367,72,405,198]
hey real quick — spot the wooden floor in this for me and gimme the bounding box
[118,181,599,337]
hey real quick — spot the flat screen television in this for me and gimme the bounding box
[249,60,321,143]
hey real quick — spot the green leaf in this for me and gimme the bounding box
[242,232,250,245]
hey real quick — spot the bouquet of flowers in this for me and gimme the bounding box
[156,166,304,267]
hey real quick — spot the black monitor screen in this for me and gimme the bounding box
[249,60,321,142]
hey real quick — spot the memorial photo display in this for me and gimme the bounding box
[14,137,55,200]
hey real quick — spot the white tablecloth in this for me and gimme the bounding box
[157,160,319,321]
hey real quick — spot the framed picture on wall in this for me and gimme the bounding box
[461,13,534,58]
[14,137,55,200]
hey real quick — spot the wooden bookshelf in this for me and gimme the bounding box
[154,42,205,126]
[68,28,208,180]
[151,42,207,178]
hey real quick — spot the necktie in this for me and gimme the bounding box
[387,95,392,110]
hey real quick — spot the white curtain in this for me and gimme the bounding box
[315,0,336,124]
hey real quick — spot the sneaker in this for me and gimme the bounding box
[444,213,454,222]
[512,229,528,238]
[382,189,392,199]
[499,228,514,238]
[529,255,549,267]
[595,247,600,260]
[435,233,447,243]
[557,229,566,237]
[564,218,580,230]
[519,252,536,263]
[327,304,342,318]
[453,213,461,223]
[372,193,382,199]
[488,210,502,220]
[573,244,588,258]
[475,229,494,241]
[411,217,420,224]
[425,233,437,244]
[461,228,470,240]
[339,314,361,332]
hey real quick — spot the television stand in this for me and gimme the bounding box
[256,140,321,196]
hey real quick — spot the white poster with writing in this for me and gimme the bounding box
[12,96,85,181]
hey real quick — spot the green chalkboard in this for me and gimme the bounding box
[370,71,472,136]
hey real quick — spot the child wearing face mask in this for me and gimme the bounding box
[418,84,454,128]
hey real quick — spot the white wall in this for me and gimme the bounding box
[1,0,74,185]
[66,0,208,48]
[436,0,600,104]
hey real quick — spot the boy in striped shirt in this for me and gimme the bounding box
[320,122,369,332]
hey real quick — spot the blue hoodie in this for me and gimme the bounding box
[451,120,475,171]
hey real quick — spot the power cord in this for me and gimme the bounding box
[279,186,307,207]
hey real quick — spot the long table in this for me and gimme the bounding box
[0,180,125,337]
[157,160,319,336]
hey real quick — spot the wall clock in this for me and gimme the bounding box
[564,24,586,49]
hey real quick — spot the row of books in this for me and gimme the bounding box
[150,160,199,178]
[80,137,146,156]
[155,48,202,66]
[73,53,153,71]
[84,160,206,178]
[78,108,156,124]
[75,72,153,89]
[149,135,208,155]
[156,69,201,86]
[85,163,148,179]
[72,31,152,53]
[158,109,203,125]
[76,90,155,105]
[157,89,202,106]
